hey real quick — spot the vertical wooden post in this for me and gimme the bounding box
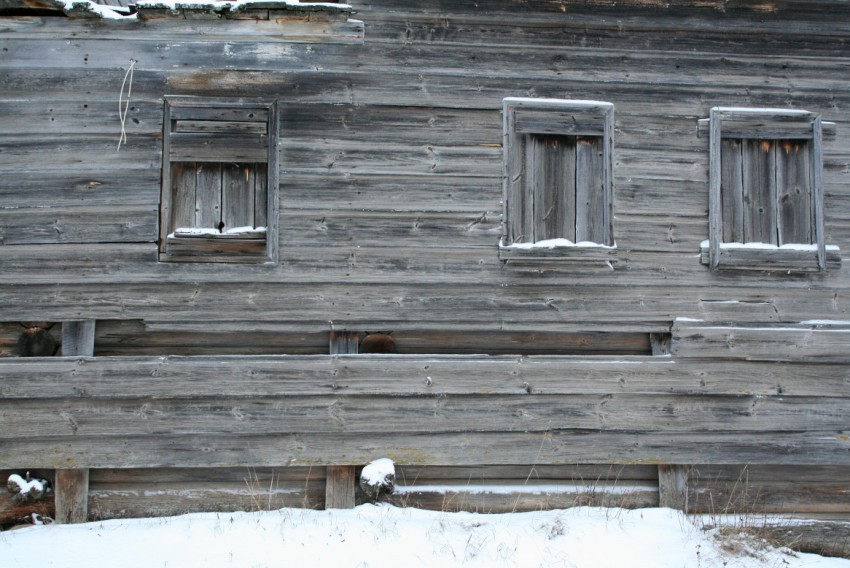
[658,465,689,511]
[62,320,96,357]
[329,329,359,355]
[325,465,356,510]
[326,330,358,509]
[55,469,89,524]
[57,320,96,523]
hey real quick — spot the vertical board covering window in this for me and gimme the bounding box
[160,97,279,263]
[703,107,839,271]
[500,98,615,263]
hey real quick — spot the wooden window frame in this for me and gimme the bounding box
[701,107,839,272]
[499,98,615,264]
[159,96,279,264]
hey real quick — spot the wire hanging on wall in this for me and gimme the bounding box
[117,58,137,151]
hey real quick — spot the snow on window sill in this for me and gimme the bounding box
[171,226,267,238]
[699,240,841,272]
[499,239,617,265]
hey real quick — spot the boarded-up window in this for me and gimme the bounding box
[500,98,615,263]
[702,107,839,271]
[160,97,279,263]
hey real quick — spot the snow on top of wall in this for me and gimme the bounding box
[57,0,351,19]
[62,0,134,19]
[135,0,350,9]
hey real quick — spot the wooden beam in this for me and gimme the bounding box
[58,321,94,523]
[54,468,89,524]
[658,465,689,511]
[61,320,95,357]
[325,465,356,509]
[325,330,358,508]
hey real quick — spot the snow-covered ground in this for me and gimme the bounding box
[1,505,848,568]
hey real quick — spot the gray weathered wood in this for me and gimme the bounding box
[326,330,358,508]
[55,468,89,524]
[658,465,689,511]
[2,0,850,523]
[575,136,604,243]
[325,465,356,509]
[61,320,95,357]
[775,139,812,245]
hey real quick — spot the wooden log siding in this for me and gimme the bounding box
[2,0,850,522]
[0,355,848,469]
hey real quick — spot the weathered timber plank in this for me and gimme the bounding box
[0,205,157,245]
[0,16,363,42]
[54,468,89,524]
[5,2,850,58]
[88,467,326,519]
[4,64,849,115]
[94,320,329,356]
[4,277,850,329]
[672,322,850,361]
[1,356,848,399]
[6,37,850,95]
[658,464,689,510]
[688,464,850,515]
[325,465,355,509]
[394,464,659,483]
[3,393,847,438]
[1,430,847,469]
[361,2,850,56]
[61,320,96,357]
[88,480,326,519]
[380,485,658,512]
[0,240,835,287]
[0,170,161,208]
[0,135,161,173]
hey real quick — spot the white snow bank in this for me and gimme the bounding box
[1,505,847,568]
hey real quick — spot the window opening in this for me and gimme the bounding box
[500,98,615,263]
[159,97,279,263]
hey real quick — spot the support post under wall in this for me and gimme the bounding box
[55,320,96,523]
[325,330,359,509]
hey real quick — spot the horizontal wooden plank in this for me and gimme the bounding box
[698,244,842,272]
[168,133,269,162]
[381,484,658,512]
[4,2,850,57]
[672,321,850,361]
[169,105,270,123]
[688,464,850,514]
[0,205,157,245]
[4,392,848,438]
[1,429,847,468]
[173,120,268,134]
[3,275,850,329]
[1,355,848,399]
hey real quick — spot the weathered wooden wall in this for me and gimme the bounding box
[1,0,850,527]
[1,0,849,335]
